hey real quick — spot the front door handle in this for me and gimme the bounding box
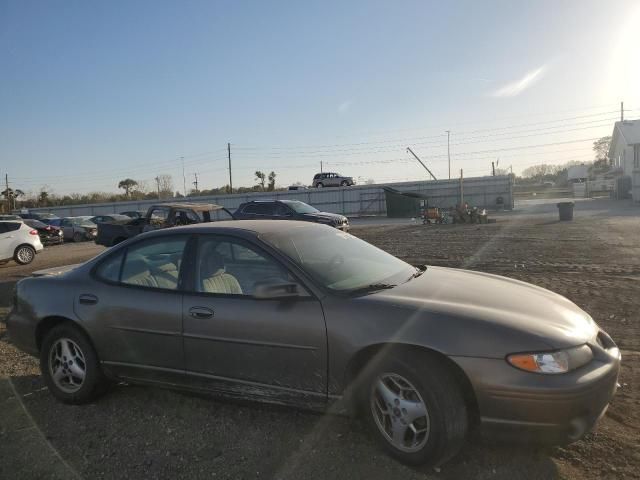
[79,294,98,305]
[189,306,214,319]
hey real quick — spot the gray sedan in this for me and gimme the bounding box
[5,221,620,466]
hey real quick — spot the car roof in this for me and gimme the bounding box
[150,202,225,212]
[143,219,331,237]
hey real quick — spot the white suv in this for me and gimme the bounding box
[0,221,44,265]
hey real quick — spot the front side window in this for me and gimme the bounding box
[282,201,319,214]
[117,236,189,290]
[195,236,289,295]
[95,250,124,283]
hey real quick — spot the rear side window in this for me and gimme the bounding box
[6,222,21,232]
[255,203,273,215]
[242,204,258,214]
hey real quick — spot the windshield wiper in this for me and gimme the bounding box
[407,265,427,282]
[348,283,397,295]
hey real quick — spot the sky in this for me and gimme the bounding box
[2,0,640,196]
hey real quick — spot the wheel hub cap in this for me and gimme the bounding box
[370,373,430,453]
[49,338,86,393]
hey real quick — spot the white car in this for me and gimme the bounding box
[0,220,44,265]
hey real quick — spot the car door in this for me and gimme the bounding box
[75,235,190,384]
[181,234,328,405]
[60,218,73,240]
[0,223,12,260]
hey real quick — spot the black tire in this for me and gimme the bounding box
[40,323,109,404]
[73,232,84,242]
[14,245,36,265]
[360,351,468,466]
[341,180,348,187]
[316,182,324,188]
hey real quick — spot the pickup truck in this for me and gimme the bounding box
[95,202,234,247]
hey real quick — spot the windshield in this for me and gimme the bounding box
[262,227,414,291]
[25,219,47,228]
[282,200,319,214]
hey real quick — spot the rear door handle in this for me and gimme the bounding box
[189,306,214,319]
[79,294,98,305]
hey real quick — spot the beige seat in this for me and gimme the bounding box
[123,258,178,290]
[200,250,242,295]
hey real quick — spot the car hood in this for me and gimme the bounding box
[300,211,346,222]
[32,264,82,277]
[373,266,597,350]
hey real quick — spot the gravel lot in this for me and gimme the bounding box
[1,201,639,480]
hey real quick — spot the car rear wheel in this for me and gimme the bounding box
[316,182,324,188]
[73,232,83,242]
[362,352,468,466]
[14,245,35,265]
[40,323,109,404]
[341,180,348,186]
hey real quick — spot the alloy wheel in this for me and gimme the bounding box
[16,246,34,264]
[49,338,87,393]
[370,373,430,453]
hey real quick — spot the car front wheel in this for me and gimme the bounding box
[341,180,348,186]
[316,182,324,188]
[40,323,109,404]
[14,245,35,265]
[362,353,468,466]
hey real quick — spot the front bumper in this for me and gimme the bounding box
[452,337,620,443]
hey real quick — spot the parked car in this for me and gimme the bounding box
[89,214,132,224]
[234,200,349,231]
[41,218,62,227]
[22,219,64,245]
[60,217,98,242]
[16,212,60,222]
[0,220,43,264]
[119,210,146,219]
[5,221,620,466]
[312,172,355,188]
[96,202,234,247]
[0,214,22,220]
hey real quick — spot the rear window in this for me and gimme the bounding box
[243,203,273,215]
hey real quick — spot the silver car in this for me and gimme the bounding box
[312,172,355,188]
[60,217,97,242]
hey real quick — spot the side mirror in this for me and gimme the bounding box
[252,281,300,299]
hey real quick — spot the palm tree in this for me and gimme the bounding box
[118,178,138,197]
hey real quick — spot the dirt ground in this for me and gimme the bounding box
[1,202,639,479]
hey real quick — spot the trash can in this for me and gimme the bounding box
[557,202,574,221]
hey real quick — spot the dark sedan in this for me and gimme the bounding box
[22,219,64,245]
[5,221,620,466]
[234,200,349,231]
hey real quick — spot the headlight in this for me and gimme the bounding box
[507,345,593,374]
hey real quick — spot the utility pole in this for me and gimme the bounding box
[491,161,496,176]
[4,174,10,212]
[181,156,187,197]
[446,130,451,179]
[406,147,437,180]
[227,143,233,194]
[155,176,161,200]
[621,101,624,122]
[459,168,464,206]
[320,161,323,173]
[193,173,199,193]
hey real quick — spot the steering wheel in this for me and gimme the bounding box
[327,254,345,271]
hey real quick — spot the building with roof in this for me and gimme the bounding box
[609,119,640,201]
